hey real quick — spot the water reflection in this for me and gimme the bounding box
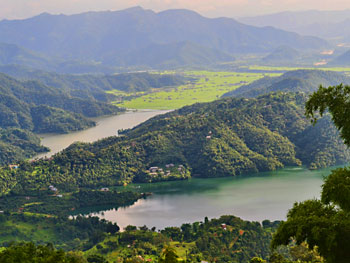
[74,165,343,230]
[35,110,169,158]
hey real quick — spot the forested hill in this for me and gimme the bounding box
[222,69,350,98]
[0,72,123,164]
[0,65,188,102]
[0,128,49,165]
[0,73,122,120]
[1,92,348,194]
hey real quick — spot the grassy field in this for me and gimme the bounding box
[111,71,280,110]
[0,216,57,244]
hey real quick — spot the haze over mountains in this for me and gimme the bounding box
[0,6,329,70]
[239,9,350,41]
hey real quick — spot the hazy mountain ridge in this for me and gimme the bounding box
[239,9,350,40]
[0,7,328,70]
[262,46,301,64]
[222,69,350,98]
[0,42,117,74]
[329,49,350,66]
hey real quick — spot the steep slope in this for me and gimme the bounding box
[0,7,328,65]
[0,128,49,165]
[222,70,350,98]
[1,92,348,194]
[0,72,124,165]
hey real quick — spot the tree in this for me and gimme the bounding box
[250,257,266,263]
[272,84,350,263]
[0,242,87,263]
[158,246,179,263]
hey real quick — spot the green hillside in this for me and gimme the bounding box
[0,92,347,195]
[222,69,350,98]
[0,72,126,165]
[0,128,49,165]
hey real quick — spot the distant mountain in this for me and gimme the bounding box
[119,41,234,68]
[0,43,54,69]
[239,10,350,40]
[262,46,300,64]
[0,7,328,69]
[0,42,117,74]
[222,70,350,98]
[329,49,350,66]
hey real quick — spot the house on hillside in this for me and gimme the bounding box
[9,164,19,170]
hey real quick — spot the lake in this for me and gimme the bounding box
[36,110,341,231]
[34,110,169,158]
[76,165,341,230]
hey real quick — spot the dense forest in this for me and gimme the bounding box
[0,70,189,165]
[0,92,347,195]
[0,72,124,165]
[0,214,323,262]
[0,128,49,165]
[222,70,350,98]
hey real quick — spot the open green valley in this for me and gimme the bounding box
[113,71,280,110]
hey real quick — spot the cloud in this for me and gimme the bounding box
[1,0,350,20]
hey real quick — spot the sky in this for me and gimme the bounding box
[1,0,350,20]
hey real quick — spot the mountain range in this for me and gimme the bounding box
[239,10,350,41]
[0,7,329,70]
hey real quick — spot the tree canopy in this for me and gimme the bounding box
[273,84,350,263]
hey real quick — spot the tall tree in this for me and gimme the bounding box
[272,84,350,263]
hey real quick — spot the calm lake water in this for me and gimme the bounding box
[35,110,169,158]
[37,109,342,230]
[76,165,342,230]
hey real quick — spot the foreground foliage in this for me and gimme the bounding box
[272,84,350,263]
[0,242,86,263]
